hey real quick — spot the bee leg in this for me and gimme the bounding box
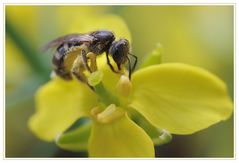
[129,53,138,72]
[87,52,98,72]
[73,71,94,91]
[71,55,88,83]
[106,53,123,74]
[72,70,94,91]
[81,49,92,73]
[71,55,94,90]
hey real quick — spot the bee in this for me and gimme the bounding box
[43,30,137,85]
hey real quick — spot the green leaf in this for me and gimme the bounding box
[130,63,233,135]
[88,113,154,157]
[140,43,162,68]
[28,77,98,141]
[56,122,91,152]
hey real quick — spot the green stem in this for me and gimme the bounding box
[94,82,120,106]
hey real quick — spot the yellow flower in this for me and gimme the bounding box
[28,46,233,157]
[26,8,233,157]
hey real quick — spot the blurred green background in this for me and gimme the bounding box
[5,5,234,157]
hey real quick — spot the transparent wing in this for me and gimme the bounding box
[42,33,95,51]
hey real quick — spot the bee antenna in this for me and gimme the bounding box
[129,53,138,72]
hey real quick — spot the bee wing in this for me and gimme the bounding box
[42,33,95,51]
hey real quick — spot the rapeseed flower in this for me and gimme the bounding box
[28,13,233,158]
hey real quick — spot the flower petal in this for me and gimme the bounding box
[88,113,154,157]
[28,78,98,141]
[130,63,233,135]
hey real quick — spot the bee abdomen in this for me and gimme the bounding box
[54,68,72,80]
[52,44,72,80]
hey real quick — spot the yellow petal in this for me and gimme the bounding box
[88,113,154,157]
[130,63,233,135]
[28,78,98,141]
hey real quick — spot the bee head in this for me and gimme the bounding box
[90,30,115,54]
[109,38,130,69]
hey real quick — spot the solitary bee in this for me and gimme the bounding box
[43,30,137,84]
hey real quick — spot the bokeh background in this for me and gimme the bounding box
[5,5,234,157]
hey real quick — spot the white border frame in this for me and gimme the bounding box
[1,1,237,162]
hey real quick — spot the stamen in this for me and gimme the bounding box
[90,107,102,117]
[116,75,132,97]
[97,104,116,121]
[96,104,124,124]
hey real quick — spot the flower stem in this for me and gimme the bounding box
[94,82,120,106]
